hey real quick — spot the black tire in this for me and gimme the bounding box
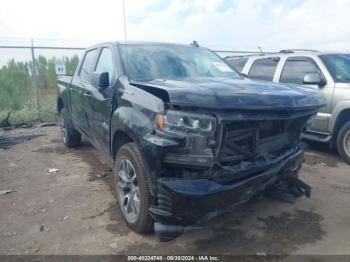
[114,143,153,233]
[336,121,350,165]
[59,108,81,148]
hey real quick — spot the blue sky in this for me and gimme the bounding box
[0,0,349,59]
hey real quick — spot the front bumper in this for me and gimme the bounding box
[149,147,304,227]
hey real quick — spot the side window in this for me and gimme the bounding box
[94,48,116,84]
[280,57,322,85]
[79,49,98,81]
[226,58,248,72]
[248,57,280,81]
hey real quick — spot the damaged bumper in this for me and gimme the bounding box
[150,147,304,225]
[149,147,306,235]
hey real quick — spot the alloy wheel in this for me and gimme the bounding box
[116,159,140,223]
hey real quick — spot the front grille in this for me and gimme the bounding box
[218,119,301,164]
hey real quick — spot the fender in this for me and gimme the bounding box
[110,78,165,196]
[117,76,165,113]
[110,118,161,197]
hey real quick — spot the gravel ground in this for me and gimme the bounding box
[0,126,349,256]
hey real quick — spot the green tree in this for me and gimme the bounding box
[0,59,33,112]
[0,54,81,123]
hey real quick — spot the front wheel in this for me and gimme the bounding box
[114,143,153,233]
[336,121,350,165]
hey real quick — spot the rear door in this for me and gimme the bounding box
[84,46,117,157]
[70,48,99,136]
[278,56,333,133]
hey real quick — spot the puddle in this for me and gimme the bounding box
[0,133,43,150]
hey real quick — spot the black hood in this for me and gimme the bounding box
[131,77,326,110]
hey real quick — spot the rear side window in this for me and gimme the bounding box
[79,49,98,81]
[226,58,248,72]
[280,57,322,85]
[248,57,280,81]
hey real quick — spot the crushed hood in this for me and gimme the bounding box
[131,77,326,110]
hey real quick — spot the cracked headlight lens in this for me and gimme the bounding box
[156,110,215,133]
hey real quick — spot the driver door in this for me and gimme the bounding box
[84,46,117,157]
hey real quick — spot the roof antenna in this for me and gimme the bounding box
[191,40,199,47]
[122,0,130,79]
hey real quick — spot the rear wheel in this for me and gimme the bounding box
[336,121,350,165]
[114,143,153,233]
[59,108,81,147]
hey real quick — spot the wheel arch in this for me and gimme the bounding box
[57,98,64,113]
[111,126,158,197]
[111,129,134,160]
[332,108,350,140]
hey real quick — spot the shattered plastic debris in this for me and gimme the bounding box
[96,168,112,178]
[3,231,16,237]
[8,162,16,168]
[47,168,59,175]
[109,242,119,250]
[0,190,12,195]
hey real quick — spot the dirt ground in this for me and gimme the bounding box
[0,125,349,256]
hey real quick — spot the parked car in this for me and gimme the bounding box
[225,50,350,164]
[57,42,324,241]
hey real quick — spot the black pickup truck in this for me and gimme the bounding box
[57,42,325,241]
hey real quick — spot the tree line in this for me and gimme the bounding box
[0,55,79,124]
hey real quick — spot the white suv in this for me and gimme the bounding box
[226,50,350,164]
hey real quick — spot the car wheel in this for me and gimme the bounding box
[336,121,350,165]
[59,108,81,147]
[114,143,153,233]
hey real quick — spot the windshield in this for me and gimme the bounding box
[319,54,350,83]
[119,44,240,81]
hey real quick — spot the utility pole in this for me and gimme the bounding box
[30,39,41,121]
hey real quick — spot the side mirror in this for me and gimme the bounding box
[92,72,109,90]
[303,73,326,87]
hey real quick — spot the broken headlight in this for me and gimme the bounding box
[156,110,216,133]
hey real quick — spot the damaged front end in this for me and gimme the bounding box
[143,108,317,241]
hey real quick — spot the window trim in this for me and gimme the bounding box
[94,47,117,87]
[226,57,248,73]
[78,48,98,82]
[279,56,326,85]
[248,57,281,81]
